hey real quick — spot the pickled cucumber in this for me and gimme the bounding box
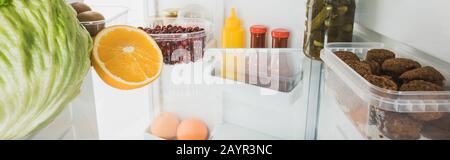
[303,0,355,60]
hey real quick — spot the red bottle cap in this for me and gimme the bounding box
[272,28,290,38]
[250,25,267,34]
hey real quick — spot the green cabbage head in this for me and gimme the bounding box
[0,0,92,139]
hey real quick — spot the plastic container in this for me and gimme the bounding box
[250,25,268,48]
[321,42,450,140]
[80,6,129,37]
[143,0,221,45]
[271,28,290,48]
[146,18,211,64]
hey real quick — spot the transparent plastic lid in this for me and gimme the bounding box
[321,43,450,112]
[146,17,212,38]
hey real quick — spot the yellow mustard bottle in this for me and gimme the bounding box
[221,8,245,81]
[222,8,245,48]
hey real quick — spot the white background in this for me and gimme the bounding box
[357,0,450,63]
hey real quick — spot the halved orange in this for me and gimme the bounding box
[92,25,163,90]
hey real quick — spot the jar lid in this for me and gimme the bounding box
[272,28,290,38]
[163,8,179,18]
[250,25,267,34]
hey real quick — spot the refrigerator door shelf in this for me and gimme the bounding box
[211,49,306,140]
[213,76,303,110]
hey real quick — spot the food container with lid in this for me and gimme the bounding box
[146,18,211,64]
[321,42,450,140]
[143,0,221,46]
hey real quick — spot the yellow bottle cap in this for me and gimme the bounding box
[224,8,241,29]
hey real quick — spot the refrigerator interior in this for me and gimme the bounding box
[30,0,450,140]
[77,0,318,140]
[146,49,317,140]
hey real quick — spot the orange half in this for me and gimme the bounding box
[92,25,163,90]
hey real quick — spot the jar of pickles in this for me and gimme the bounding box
[303,0,356,60]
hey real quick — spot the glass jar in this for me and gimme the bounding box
[163,8,179,18]
[250,25,268,48]
[272,28,290,48]
[303,0,356,60]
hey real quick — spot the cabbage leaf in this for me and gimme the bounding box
[0,0,92,139]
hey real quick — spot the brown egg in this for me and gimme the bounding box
[177,118,209,140]
[150,112,180,140]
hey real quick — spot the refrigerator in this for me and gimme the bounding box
[6,0,450,140]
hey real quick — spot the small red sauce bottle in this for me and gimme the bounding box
[272,28,290,48]
[250,25,268,48]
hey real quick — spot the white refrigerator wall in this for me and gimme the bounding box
[226,0,450,61]
[224,0,306,48]
[86,0,306,48]
[85,0,450,61]
[85,0,147,25]
[356,0,450,63]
